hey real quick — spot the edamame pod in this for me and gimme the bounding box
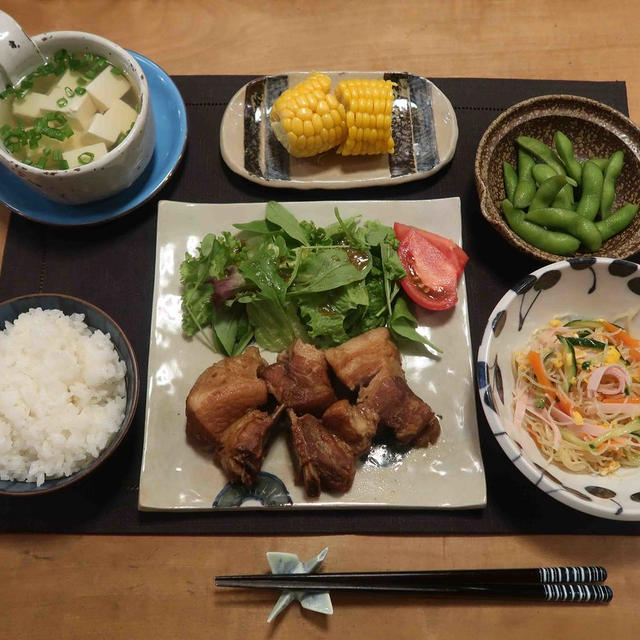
[554,131,582,185]
[532,163,577,187]
[501,199,580,256]
[525,207,602,252]
[529,174,571,211]
[513,149,536,209]
[552,183,575,209]
[532,163,556,185]
[503,161,518,202]
[594,203,639,241]
[576,160,604,221]
[516,136,566,176]
[590,157,610,172]
[600,150,624,219]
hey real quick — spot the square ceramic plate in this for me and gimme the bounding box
[139,198,485,510]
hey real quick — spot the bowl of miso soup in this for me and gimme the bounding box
[0,31,155,205]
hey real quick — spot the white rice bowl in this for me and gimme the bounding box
[0,307,127,486]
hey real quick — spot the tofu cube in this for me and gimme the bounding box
[63,142,108,169]
[12,93,49,122]
[48,69,83,97]
[26,134,76,160]
[84,99,138,147]
[85,113,120,146]
[40,91,98,131]
[86,69,131,111]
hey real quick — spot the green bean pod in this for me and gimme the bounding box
[501,199,580,256]
[513,149,536,209]
[553,131,582,185]
[576,160,604,221]
[594,203,639,241]
[525,207,602,252]
[552,183,575,209]
[600,150,624,219]
[529,174,571,211]
[502,161,518,202]
[516,136,566,176]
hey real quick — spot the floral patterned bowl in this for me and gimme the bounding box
[478,257,640,520]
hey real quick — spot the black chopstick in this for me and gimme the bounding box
[216,566,607,586]
[214,579,612,603]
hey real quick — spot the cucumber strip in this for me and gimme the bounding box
[557,335,577,391]
[560,429,591,450]
[588,420,640,449]
[563,319,604,329]
[565,337,606,350]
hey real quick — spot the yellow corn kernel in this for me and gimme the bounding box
[549,318,561,327]
[334,78,395,156]
[270,73,348,157]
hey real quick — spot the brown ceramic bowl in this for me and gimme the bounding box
[475,94,640,262]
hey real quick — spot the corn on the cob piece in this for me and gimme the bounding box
[270,73,348,158]
[334,79,394,156]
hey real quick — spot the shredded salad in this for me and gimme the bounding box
[513,316,640,475]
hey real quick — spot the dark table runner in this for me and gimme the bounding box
[2,76,639,535]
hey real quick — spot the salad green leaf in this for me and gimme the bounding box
[179,201,442,356]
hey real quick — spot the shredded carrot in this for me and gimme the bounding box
[601,396,640,404]
[528,351,551,388]
[528,350,572,413]
[629,348,640,362]
[602,321,640,347]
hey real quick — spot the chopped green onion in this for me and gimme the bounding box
[36,156,48,169]
[59,159,69,170]
[75,87,86,96]
[84,69,96,80]
[56,97,68,108]
[78,151,95,165]
[111,66,124,76]
[52,149,62,161]
[64,86,74,98]
[43,147,52,156]
[76,77,87,86]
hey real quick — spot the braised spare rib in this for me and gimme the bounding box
[261,339,336,416]
[358,370,440,447]
[186,346,268,449]
[324,327,403,390]
[288,409,356,497]
[217,406,284,485]
[321,399,378,457]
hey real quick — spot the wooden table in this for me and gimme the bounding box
[2,2,638,638]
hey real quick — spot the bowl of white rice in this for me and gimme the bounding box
[0,293,138,495]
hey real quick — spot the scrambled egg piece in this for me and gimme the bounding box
[604,346,621,365]
[549,318,562,327]
[599,460,621,475]
[571,410,584,425]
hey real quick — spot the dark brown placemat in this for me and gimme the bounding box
[1,76,639,535]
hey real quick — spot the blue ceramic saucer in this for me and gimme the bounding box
[0,52,187,226]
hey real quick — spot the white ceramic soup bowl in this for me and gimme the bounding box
[478,257,640,520]
[0,31,155,205]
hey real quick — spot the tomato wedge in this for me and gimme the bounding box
[396,230,460,310]
[394,222,468,277]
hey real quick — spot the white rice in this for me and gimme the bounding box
[0,307,127,486]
